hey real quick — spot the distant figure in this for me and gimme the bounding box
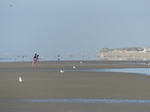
[22,55,24,61]
[36,55,40,66]
[32,54,37,66]
[58,55,60,61]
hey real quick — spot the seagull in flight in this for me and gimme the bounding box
[9,4,13,7]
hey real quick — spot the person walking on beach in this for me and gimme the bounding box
[36,55,40,66]
[32,54,38,66]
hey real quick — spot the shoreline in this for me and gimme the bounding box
[1,60,150,111]
[0,60,149,69]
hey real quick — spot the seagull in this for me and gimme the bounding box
[19,77,23,83]
[60,70,65,73]
[73,66,76,69]
[80,61,83,64]
[9,4,13,7]
[145,62,150,65]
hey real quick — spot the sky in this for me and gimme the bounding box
[1,0,150,60]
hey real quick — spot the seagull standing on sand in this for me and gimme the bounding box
[80,61,83,64]
[19,77,23,83]
[73,66,76,69]
[60,70,65,73]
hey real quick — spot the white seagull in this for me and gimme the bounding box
[80,61,83,64]
[19,77,23,83]
[60,70,65,73]
[73,66,76,69]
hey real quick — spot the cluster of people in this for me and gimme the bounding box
[32,54,39,66]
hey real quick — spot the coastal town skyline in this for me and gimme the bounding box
[97,46,150,61]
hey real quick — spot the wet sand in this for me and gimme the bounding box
[0,61,150,112]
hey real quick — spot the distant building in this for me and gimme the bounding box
[97,46,150,60]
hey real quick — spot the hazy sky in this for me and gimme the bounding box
[1,0,150,59]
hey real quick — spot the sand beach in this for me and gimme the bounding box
[0,60,150,112]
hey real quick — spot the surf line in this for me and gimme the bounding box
[19,99,150,104]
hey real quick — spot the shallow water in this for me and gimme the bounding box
[92,68,150,75]
[1,98,150,104]
[1,99,150,112]
[19,98,150,104]
[0,68,150,75]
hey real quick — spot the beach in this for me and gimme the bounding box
[0,61,150,112]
